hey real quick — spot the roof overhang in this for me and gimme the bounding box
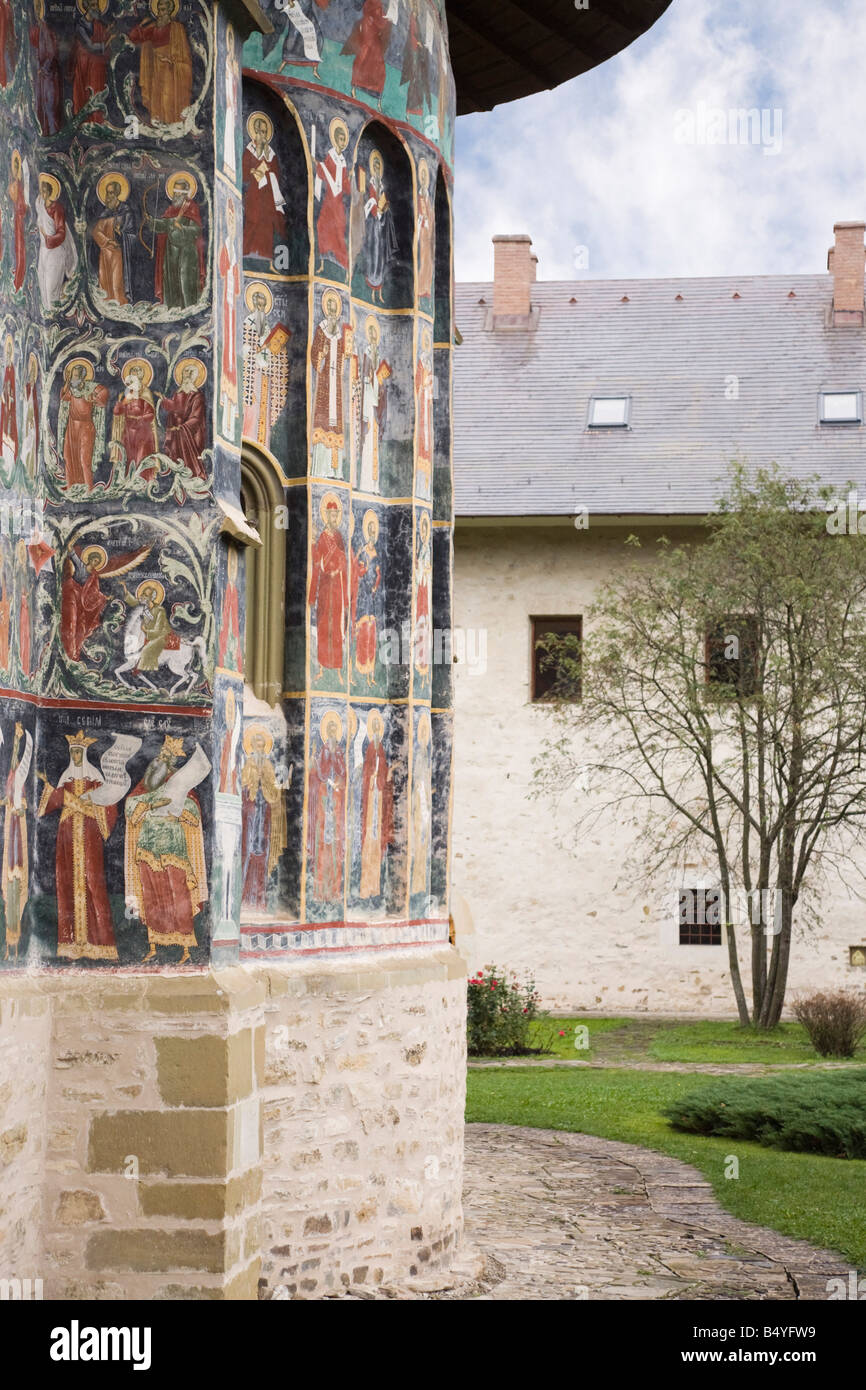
[446,0,674,115]
[455,514,706,528]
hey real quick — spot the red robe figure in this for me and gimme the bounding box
[307,715,346,902]
[110,365,158,476]
[158,358,206,477]
[8,156,27,292]
[60,543,150,662]
[68,0,110,121]
[0,342,17,478]
[341,0,390,103]
[0,0,15,88]
[38,731,119,962]
[30,4,62,135]
[308,497,347,676]
[315,120,351,273]
[242,115,286,260]
[218,546,241,670]
[359,715,393,899]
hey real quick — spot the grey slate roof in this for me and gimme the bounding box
[452,274,866,517]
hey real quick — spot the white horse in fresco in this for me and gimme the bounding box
[115,603,208,696]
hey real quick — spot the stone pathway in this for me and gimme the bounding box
[450,1125,850,1300]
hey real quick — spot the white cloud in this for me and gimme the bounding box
[454,0,866,283]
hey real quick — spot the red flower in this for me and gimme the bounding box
[558,1030,566,1037]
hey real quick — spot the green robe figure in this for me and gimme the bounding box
[120,579,172,671]
[147,173,205,309]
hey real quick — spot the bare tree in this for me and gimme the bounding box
[533,466,866,1028]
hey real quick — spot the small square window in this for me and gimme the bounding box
[706,616,759,697]
[678,889,723,946]
[531,616,582,702]
[820,391,862,424]
[588,396,630,428]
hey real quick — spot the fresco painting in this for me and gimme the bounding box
[0,0,454,967]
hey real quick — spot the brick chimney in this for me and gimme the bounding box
[493,234,535,319]
[827,222,865,326]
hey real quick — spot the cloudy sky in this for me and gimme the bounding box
[453,0,866,284]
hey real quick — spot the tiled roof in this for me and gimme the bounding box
[452,275,866,517]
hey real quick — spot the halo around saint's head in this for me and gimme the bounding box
[38,173,60,203]
[319,491,343,526]
[243,723,274,755]
[329,117,349,149]
[27,353,38,382]
[81,545,107,571]
[122,357,154,387]
[10,149,21,174]
[419,511,431,538]
[174,356,207,388]
[97,172,130,205]
[365,315,380,343]
[417,156,430,189]
[77,0,108,12]
[367,709,384,739]
[136,579,165,605]
[322,288,341,318]
[320,710,343,743]
[363,508,379,540]
[247,111,274,144]
[149,0,179,16]
[245,281,273,313]
[417,712,431,747]
[166,170,196,200]
[3,334,13,362]
[64,357,95,382]
[369,148,384,176]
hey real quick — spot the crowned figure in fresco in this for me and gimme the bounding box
[125,736,208,965]
[38,730,119,961]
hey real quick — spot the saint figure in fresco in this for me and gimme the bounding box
[91,173,135,305]
[0,0,15,90]
[0,563,9,673]
[241,283,290,451]
[36,174,78,312]
[58,359,109,489]
[22,354,39,483]
[360,149,397,302]
[158,357,207,478]
[307,711,346,902]
[60,541,150,662]
[242,112,287,261]
[8,151,29,293]
[410,714,431,896]
[416,157,434,299]
[309,492,348,679]
[352,509,382,687]
[352,315,390,494]
[414,328,434,499]
[223,22,239,178]
[414,511,432,675]
[0,335,18,484]
[127,0,193,127]
[341,0,391,107]
[110,359,159,475]
[359,710,392,900]
[315,117,351,275]
[400,0,432,115]
[217,546,241,671]
[30,0,63,136]
[310,291,350,479]
[68,0,111,123]
[2,723,32,961]
[125,737,208,965]
[241,725,287,911]
[17,539,32,679]
[277,0,321,76]
[118,578,171,672]
[146,172,205,310]
[37,730,119,961]
[218,199,240,439]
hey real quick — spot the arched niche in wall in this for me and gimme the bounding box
[240,80,311,481]
[349,122,415,311]
[241,442,286,706]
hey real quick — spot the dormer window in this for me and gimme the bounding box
[819,391,862,424]
[588,395,630,428]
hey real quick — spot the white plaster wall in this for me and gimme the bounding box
[452,523,866,1015]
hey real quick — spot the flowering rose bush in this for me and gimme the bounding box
[467,964,543,1056]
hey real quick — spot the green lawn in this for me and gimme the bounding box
[516,1016,866,1065]
[466,1066,866,1271]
